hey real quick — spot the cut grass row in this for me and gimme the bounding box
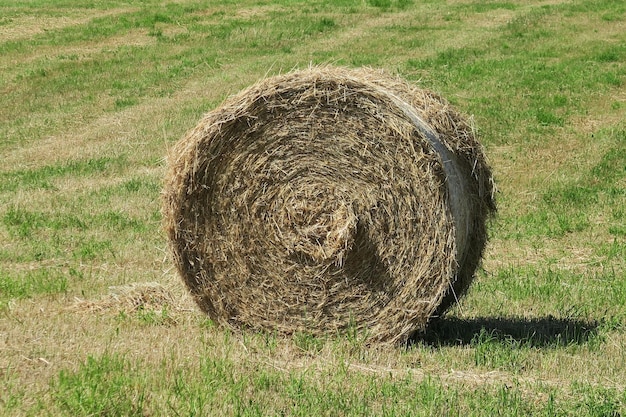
[3,321,624,416]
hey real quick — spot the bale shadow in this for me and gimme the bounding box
[411,316,599,348]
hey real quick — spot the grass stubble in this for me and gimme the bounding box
[0,0,624,415]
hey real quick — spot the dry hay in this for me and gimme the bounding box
[70,282,175,314]
[163,66,496,344]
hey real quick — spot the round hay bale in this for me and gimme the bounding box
[163,66,496,344]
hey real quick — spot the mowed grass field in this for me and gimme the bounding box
[1,0,625,415]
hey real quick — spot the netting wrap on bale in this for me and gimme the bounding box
[163,66,496,344]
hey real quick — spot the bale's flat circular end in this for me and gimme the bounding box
[163,66,495,344]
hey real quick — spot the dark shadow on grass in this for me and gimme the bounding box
[409,316,599,348]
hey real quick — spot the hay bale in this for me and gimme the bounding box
[162,66,496,344]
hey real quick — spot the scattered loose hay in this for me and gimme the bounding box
[70,282,176,314]
[163,66,496,344]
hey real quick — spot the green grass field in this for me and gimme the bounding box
[1,0,624,415]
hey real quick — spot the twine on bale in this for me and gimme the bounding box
[163,66,496,344]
